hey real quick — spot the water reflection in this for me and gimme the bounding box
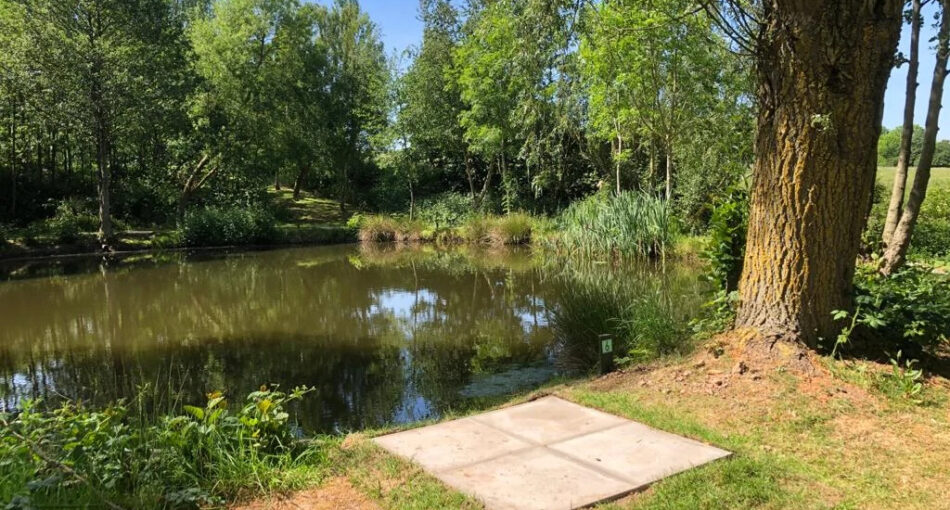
[0,245,555,432]
[0,244,707,433]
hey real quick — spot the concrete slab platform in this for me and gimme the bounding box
[548,422,731,486]
[373,396,730,509]
[372,417,531,472]
[470,395,629,444]
[439,446,631,510]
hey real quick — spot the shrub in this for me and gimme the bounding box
[556,191,673,258]
[849,263,950,350]
[863,186,949,258]
[182,206,277,247]
[417,192,475,229]
[45,200,98,243]
[703,186,749,292]
[0,386,321,508]
[907,188,950,258]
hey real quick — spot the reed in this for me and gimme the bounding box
[556,191,673,258]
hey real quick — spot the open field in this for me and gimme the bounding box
[877,167,950,189]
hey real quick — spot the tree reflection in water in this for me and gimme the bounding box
[0,244,705,433]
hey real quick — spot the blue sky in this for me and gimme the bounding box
[317,0,948,137]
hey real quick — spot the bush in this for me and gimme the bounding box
[45,200,98,243]
[182,206,277,247]
[556,191,672,258]
[863,186,949,258]
[907,188,950,258]
[850,263,950,350]
[703,186,749,292]
[0,386,321,509]
[417,192,475,229]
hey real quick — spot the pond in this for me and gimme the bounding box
[0,244,707,434]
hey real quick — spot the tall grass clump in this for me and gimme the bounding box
[358,211,538,246]
[549,264,704,371]
[0,386,325,509]
[557,191,672,258]
[487,212,534,245]
[356,215,426,243]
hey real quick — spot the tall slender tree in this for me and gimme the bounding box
[884,0,925,247]
[882,0,950,274]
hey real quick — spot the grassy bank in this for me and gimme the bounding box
[0,189,356,260]
[9,349,949,510]
[226,344,950,510]
[354,191,675,258]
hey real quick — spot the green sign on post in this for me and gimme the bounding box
[598,334,614,374]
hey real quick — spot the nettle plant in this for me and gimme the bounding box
[1,385,315,509]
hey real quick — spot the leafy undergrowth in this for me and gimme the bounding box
[243,347,950,510]
[1,386,330,509]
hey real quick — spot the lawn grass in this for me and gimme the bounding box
[877,166,950,189]
[257,348,950,510]
[268,187,352,227]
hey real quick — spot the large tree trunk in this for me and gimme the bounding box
[882,0,950,274]
[735,0,903,348]
[883,0,923,247]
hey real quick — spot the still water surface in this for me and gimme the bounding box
[0,244,703,433]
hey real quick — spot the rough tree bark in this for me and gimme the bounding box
[882,0,950,274]
[735,0,903,349]
[883,0,923,247]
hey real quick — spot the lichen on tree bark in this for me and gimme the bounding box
[735,0,903,348]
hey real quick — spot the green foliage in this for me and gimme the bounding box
[357,215,399,243]
[879,351,925,402]
[487,213,533,245]
[703,187,749,292]
[357,212,536,246]
[906,188,950,257]
[550,264,704,370]
[44,200,98,244]
[848,263,950,349]
[182,206,278,247]
[0,386,321,508]
[556,191,672,258]
[417,192,475,229]
[877,125,924,166]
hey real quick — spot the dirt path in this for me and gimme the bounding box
[231,478,379,510]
